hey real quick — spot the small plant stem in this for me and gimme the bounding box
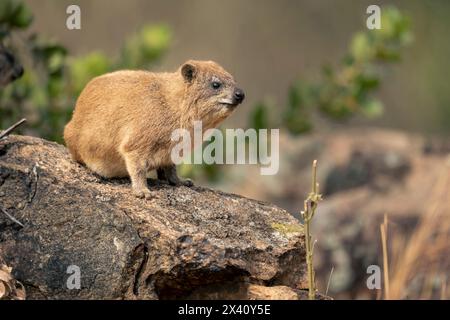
[380,214,390,300]
[304,214,314,300]
[311,160,316,193]
[302,160,322,300]
[441,275,447,300]
[325,266,334,296]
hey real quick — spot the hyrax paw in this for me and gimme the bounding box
[169,178,193,187]
[133,189,153,200]
[181,179,193,187]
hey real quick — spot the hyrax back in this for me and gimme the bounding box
[64,60,245,199]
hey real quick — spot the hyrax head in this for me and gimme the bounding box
[179,60,245,127]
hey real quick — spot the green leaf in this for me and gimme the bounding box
[287,85,302,110]
[140,24,171,58]
[350,32,374,62]
[10,2,33,28]
[249,102,270,130]
[69,52,111,94]
[355,73,380,93]
[361,99,384,118]
[0,0,15,22]
[284,111,312,135]
[121,24,172,68]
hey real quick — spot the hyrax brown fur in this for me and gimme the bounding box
[64,60,245,199]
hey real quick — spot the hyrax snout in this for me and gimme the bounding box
[64,60,245,199]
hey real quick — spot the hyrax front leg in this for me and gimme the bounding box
[161,164,193,187]
[123,152,152,199]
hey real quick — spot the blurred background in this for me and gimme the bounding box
[1,0,449,299]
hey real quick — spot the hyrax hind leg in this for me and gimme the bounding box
[157,164,193,187]
[122,151,153,199]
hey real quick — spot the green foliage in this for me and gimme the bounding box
[249,101,271,131]
[121,24,171,69]
[282,83,313,134]
[249,7,412,136]
[69,52,111,95]
[0,0,171,142]
[0,0,33,38]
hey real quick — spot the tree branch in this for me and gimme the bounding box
[0,118,27,140]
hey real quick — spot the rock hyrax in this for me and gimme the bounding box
[64,60,245,198]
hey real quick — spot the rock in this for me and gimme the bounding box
[184,282,329,300]
[0,135,308,299]
[247,284,300,300]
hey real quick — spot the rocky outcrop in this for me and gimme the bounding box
[0,135,308,299]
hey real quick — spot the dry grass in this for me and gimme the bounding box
[383,166,450,299]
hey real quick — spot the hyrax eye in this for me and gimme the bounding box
[211,81,222,90]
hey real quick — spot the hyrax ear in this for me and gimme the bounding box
[181,63,196,83]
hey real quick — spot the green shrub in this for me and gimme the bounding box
[249,7,412,135]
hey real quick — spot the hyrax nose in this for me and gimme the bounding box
[233,88,245,104]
